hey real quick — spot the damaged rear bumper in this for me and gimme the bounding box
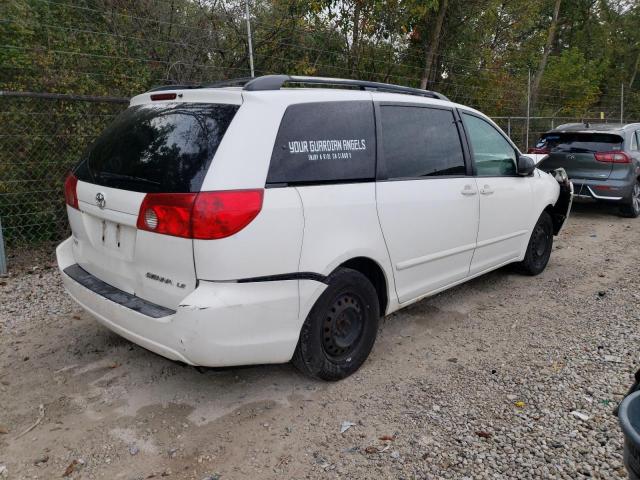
[56,237,312,367]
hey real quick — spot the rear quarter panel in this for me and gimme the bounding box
[295,183,396,316]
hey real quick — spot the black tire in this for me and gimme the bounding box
[619,180,640,218]
[292,268,380,381]
[517,211,554,276]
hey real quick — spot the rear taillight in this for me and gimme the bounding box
[64,173,79,209]
[527,147,550,154]
[594,151,631,163]
[192,190,264,239]
[137,193,195,238]
[136,190,263,240]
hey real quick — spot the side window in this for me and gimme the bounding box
[267,101,375,184]
[632,131,640,151]
[380,105,466,178]
[462,113,517,176]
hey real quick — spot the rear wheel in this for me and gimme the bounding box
[292,268,379,381]
[517,212,553,276]
[620,180,640,218]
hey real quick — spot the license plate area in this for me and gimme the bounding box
[84,214,137,260]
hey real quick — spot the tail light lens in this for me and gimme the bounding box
[527,147,550,154]
[64,173,79,209]
[136,190,263,240]
[595,151,631,163]
[137,193,195,238]
[192,190,263,239]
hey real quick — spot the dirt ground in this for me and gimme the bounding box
[1,202,639,480]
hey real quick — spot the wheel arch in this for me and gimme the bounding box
[333,256,389,315]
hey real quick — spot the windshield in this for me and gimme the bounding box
[74,103,239,193]
[536,132,623,153]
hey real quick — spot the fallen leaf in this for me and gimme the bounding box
[378,434,395,441]
[475,431,492,439]
[514,401,525,408]
[63,460,78,477]
[0,425,8,434]
[108,362,121,369]
[364,446,378,454]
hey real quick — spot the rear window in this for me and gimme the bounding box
[267,101,375,185]
[75,103,239,193]
[536,132,623,153]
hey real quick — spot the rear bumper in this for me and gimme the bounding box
[572,179,634,202]
[57,237,324,367]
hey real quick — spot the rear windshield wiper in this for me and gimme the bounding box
[95,171,162,187]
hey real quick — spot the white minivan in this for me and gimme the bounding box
[57,75,573,380]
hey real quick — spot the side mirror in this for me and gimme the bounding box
[517,155,536,176]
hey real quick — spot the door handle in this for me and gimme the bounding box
[461,185,477,196]
[480,185,494,195]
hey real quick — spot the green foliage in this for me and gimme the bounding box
[1,0,639,245]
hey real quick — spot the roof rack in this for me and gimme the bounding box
[146,75,449,101]
[242,75,450,101]
[205,77,254,88]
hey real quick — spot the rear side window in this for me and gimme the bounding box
[536,132,623,153]
[75,103,239,193]
[267,101,375,184]
[380,105,465,178]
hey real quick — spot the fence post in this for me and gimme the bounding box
[525,69,531,151]
[0,217,6,275]
[245,0,255,78]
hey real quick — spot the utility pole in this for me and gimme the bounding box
[526,69,531,151]
[621,83,624,124]
[245,0,255,78]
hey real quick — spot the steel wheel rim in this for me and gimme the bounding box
[322,293,365,361]
[532,223,551,261]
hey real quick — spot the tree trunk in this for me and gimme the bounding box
[350,1,362,77]
[530,0,562,112]
[420,0,448,90]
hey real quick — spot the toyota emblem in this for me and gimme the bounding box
[95,192,106,209]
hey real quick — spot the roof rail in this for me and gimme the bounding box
[146,75,450,101]
[242,75,450,101]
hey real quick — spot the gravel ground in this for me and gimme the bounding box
[0,202,639,480]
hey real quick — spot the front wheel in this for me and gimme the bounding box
[517,211,554,276]
[292,268,380,381]
[619,180,640,218]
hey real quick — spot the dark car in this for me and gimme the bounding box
[533,123,640,217]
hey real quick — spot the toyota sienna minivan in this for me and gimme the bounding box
[57,75,573,380]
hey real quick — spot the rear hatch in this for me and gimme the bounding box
[536,132,624,180]
[67,99,239,309]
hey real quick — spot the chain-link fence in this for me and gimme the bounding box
[0,88,625,264]
[0,92,127,254]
